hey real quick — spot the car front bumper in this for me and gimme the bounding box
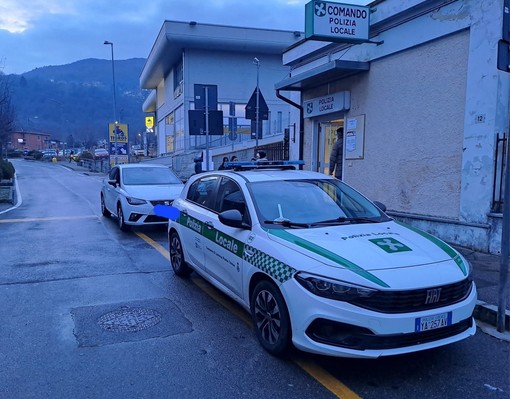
[283,279,477,359]
[123,203,168,226]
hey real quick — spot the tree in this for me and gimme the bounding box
[0,73,15,159]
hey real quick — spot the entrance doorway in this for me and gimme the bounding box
[317,119,343,175]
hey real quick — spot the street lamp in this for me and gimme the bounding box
[253,57,260,151]
[104,40,118,165]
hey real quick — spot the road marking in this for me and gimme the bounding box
[293,357,361,399]
[0,215,98,223]
[0,173,22,215]
[136,231,361,399]
[191,275,252,325]
[135,232,170,261]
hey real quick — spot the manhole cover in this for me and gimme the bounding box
[97,306,162,332]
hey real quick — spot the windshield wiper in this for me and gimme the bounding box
[311,216,378,226]
[263,219,311,228]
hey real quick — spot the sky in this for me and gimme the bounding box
[0,0,370,75]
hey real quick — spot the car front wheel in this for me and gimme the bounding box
[169,231,192,277]
[250,280,291,356]
[117,204,130,231]
[101,194,111,217]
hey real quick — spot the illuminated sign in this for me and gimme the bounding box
[305,1,370,43]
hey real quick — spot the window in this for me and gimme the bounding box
[250,179,387,225]
[187,176,219,209]
[173,61,183,99]
[214,177,250,225]
[109,167,120,184]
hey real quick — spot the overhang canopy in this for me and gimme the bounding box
[140,21,303,89]
[275,59,369,91]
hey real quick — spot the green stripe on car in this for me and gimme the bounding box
[268,229,390,288]
[395,221,467,275]
[177,214,295,282]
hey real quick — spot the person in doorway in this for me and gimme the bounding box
[329,127,343,179]
[218,157,229,170]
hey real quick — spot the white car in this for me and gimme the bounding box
[167,161,477,359]
[101,163,184,231]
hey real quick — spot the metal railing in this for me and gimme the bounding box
[80,158,109,174]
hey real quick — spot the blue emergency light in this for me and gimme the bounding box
[224,160,304,170]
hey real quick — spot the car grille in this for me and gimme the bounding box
[145,215,168,223]
[150,200,174,206]
[349,279,473,314]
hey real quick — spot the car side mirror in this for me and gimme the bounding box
[219,209,248,229]
[108,179,117,187]
[373,201,387,212]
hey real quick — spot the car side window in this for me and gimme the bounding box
[109,167,119,184]
[214,177,250,224]
[108,167,116,180]
[187,176,219,210]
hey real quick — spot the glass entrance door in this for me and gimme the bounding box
[318,120,343,175]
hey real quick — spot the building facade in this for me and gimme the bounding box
[140,21,303,175]
[9,131,51,152]
[276,0,508,253]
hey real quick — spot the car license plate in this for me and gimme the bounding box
[415,312,452,332]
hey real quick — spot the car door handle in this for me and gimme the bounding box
[205,221,214,229]
[181,209,188,215]
[244,248,254,257]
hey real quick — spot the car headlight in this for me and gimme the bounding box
[126,196,147,205]
[295,272,377,301]
[463,257,473,282]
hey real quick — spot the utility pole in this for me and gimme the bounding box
[254,57,260,150]
[499,132,510,332]
[104,40,118,166]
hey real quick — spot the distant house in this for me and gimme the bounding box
[9,131,51,152]
[140,21,303,174]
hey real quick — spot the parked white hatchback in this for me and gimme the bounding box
[167,161,477,358]
[101,163,184,231]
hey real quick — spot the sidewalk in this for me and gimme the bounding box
[455,246,510,340]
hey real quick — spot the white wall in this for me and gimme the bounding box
[343,31,469,219]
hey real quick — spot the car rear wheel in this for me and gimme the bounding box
[169,231,192,277]
[117,204,130,231]
[250,280,291,356]
[101,194,111,217]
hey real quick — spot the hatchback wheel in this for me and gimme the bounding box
[169,231,192,276]
[250,280,291,356]
[101,194,111,217]
[117,204,130,231]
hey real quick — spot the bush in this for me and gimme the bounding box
[0,159,15,180]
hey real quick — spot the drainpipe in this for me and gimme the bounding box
[276,90,304,169]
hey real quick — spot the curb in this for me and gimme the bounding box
[474,300,510,332]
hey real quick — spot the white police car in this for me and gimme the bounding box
[167,161,476,358]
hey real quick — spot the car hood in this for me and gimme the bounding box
[266,220,462,272]
[123,184,184,200]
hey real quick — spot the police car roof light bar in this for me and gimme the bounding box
[225,160,304,171]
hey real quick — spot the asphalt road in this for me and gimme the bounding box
[0,159,508,399]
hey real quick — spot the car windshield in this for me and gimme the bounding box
[122,167,182,185]
[249,179,389,226]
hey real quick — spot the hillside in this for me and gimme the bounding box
[6,58,149,147]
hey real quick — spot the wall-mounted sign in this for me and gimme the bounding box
[304,91,350,118]
[305,1,370,43]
